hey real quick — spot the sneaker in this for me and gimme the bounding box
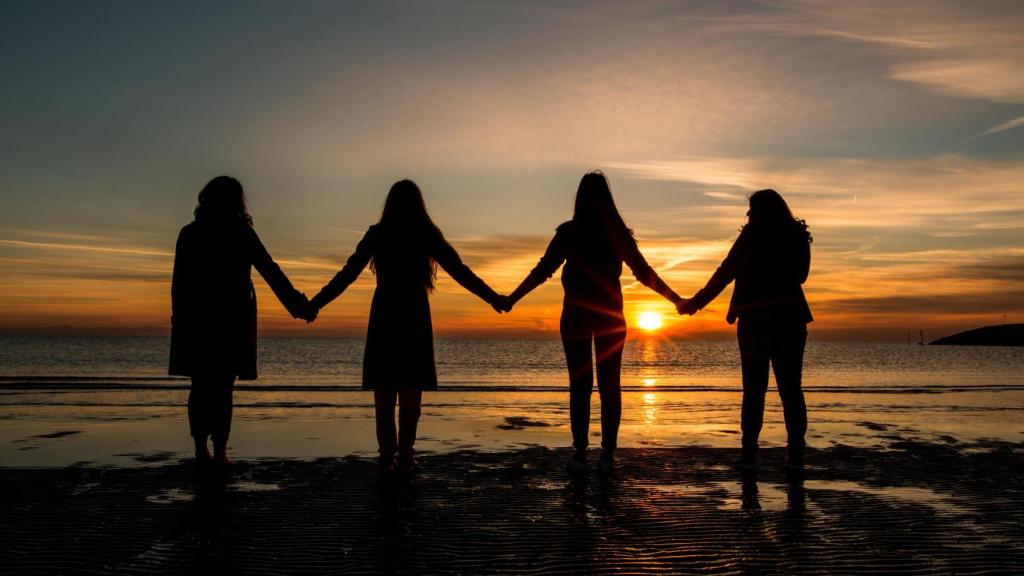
[598,451,615,475]
[377,453,395,474]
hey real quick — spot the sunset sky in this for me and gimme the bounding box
[1,1,1022,340]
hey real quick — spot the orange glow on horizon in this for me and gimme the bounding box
[637,311,663,332]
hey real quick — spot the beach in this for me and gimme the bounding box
[2,336,1024,573]
[3,442,1024,574]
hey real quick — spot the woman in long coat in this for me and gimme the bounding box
[308,179,501,473]
[504,172,685,474]
[681,188,812,471]
[170,176,308,466]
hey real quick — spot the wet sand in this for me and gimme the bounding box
[3,442,1023,575]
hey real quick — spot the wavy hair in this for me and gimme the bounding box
[746,188,811,242]
[194,175,253,227]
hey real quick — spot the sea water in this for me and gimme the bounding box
[1,336,1022,465]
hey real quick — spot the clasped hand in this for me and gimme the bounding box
[296,294,319,323]
[676,297,698,316]
[491,295,514,314]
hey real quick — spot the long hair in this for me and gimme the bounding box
[746,188,811,242]
[572,171,633,250]
[372,179,442,289]
[194,176,253,227]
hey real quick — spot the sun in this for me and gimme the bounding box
[637,311,663,331]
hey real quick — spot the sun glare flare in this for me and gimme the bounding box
[637,311,663,331]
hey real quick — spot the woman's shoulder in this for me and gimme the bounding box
[363,223,386,244]
[176,221,204,245]
[554,220,575,238]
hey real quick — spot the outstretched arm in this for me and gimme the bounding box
[688,227,750,312]
[506,233,565,310]
[433,234,500,307]
[309,227,375,313]
[621,237,683,305]
[248,227,308,319]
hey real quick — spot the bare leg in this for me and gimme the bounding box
[210,376,236,465]
[374,390,398,466]
[397,389,423,467]
[188,378,213,463]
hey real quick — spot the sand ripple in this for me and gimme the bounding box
[2,442,1023,574]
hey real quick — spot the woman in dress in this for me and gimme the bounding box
[503,172,685,474]
[679,189,812,471]
[170,176,308,467]
[307,180,502,474]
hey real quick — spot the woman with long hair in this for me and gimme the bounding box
[680,188,812,471]
[170,176,308,467]
[307,180,502,474]
[503,172,685,474]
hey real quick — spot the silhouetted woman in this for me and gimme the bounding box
[681,189,812,471]
[308,180,501,474]
[169,176,308,467]
[505,172,684,473]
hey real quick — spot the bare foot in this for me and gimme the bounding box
[213,452,232,468]
[194,442,212,465]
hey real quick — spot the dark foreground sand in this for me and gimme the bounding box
[3,442,1024,575]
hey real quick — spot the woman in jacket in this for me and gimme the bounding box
[170,176,308,467]
[680,188,812,471]
[307,180,501,474]
[504,172,685,474]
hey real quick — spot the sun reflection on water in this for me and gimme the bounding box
[643,391,658,426]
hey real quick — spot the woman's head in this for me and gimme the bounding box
[194,176,252,226]
[747,188,810,240]
[375,179,441,288]
[573,171,632,240]
[379,180,436,231]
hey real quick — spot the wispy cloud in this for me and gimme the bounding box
[715,1,1024,104]
[962,115,1024,143]
[0,239,172,258]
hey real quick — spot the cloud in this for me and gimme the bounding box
[720,1,1024,104]
[891,60,1024,104]
[0,239,172,258]
[826,290,1024,315]
[962,115,1024,143]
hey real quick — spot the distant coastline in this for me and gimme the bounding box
[931,323,1023,347]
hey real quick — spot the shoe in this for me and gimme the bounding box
[598,451,615,475]
[567,450,588,475]
[377,453,395,474]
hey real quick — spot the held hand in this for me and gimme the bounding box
[497,294,515,313]
[301,300,320,323]
[676,298,698,316]
[491,295,509,314]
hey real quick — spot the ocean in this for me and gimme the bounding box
[2,336,1022,465]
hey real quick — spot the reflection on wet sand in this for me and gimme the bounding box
[3,443,1024,573]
